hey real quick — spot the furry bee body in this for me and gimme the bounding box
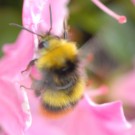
[31,38,84,113]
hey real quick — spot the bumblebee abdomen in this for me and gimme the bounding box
[41,78,84,112]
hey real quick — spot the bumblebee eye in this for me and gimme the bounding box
[38,41,49,49]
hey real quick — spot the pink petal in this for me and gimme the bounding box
[0,30,34,78]
[22,0,68,36]
[0,31,33,135]
[25,92,131,135]
[0,79,31,135]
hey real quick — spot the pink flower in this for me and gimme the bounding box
[0,31,131,135]
[0,31,33,135]
[0,0,133,134]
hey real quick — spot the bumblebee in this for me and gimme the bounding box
[31,37,85,114]
[12,6,85,114]
[23,38,84,114]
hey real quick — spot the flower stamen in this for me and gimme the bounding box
[91,0,127,24]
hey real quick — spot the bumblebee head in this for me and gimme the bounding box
[36,38,78,69]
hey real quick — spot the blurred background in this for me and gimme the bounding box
[0,0,135,120]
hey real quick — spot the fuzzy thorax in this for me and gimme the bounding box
[36,39,78,69]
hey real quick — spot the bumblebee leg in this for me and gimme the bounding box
[28,74,44,96]
[21,59,37,74]
[20,85,32,90]
[32,80,46,96]
[20,73,36,90]
[20,83,42,97]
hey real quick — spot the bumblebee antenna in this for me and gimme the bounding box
[9,23,43,37]
[63,19,68,39]
[48,4,53,34]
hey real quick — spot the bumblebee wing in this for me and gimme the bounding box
[79,37,119,79]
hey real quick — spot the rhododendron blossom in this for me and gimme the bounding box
[0,30,132,135]
[0,0,134,135]
[0,31,33,135]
